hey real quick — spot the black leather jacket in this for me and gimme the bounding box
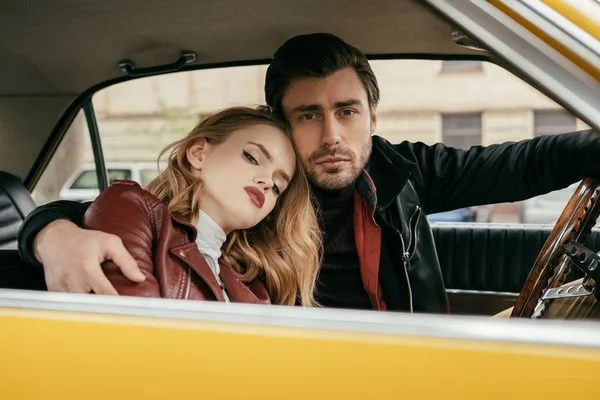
[19,130,600,313]
[357,130,600,312]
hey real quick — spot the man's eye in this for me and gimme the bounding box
[300,114,315,121]
[340,109,356,116]
[243,150,258,165]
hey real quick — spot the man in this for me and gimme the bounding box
[18,33,600,314]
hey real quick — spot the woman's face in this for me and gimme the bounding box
[188,123,296,233]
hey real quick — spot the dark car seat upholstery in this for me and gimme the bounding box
[0,171,46,290]
[432,222,596,293]
[0,249,47,290]
[0,171,36,250]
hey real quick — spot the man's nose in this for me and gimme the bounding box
[321,115,342,146]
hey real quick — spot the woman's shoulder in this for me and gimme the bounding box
[93,180,195,235]
[93,180,167,213]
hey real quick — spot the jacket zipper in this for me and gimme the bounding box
[181,233,192,300]
[406,206,422,260]
[184,266,192,300]
[399,227,414,314]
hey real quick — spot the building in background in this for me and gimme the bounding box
[33,60,589,222]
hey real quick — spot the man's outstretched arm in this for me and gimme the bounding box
[18,200,145,293]
[395,129,600,214]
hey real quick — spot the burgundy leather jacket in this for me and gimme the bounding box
[82,180,270,304]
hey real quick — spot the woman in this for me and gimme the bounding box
[82,106,321,306]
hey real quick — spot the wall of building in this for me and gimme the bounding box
[91,60,586,162]
[34,59,589,211]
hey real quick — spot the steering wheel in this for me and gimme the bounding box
[511,177,600,318]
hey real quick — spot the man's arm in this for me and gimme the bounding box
[18,200,91,267]
[82,183,161,297]
[17,199,145,294]
[395,130,600,214]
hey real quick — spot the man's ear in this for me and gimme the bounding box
[370,111,377,135]
[186,138,207,176]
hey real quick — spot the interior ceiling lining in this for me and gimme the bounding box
[0,0,488,180]
[0,0,477,97]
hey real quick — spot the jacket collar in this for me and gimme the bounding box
[168,213,228,300]
[170,242,227,301]
[169,212,199,240]
[358,135,417,211]
[168,212,263,301]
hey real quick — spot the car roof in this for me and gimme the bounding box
[0,0,483,181]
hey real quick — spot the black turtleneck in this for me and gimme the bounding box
[312,184,372,310]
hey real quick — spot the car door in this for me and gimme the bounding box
[3,0,600,398]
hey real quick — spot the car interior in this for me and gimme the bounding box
[0,171,36,250]
[0,172,46,291]
[0,0,598,317]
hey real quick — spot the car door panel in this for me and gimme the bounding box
[432,223,597,315]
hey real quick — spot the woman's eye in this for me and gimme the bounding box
[273,184,281,195]
[243,150,258,165]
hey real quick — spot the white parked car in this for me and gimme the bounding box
[59,162,161,202]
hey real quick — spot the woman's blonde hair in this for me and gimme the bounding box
[146,106,321,306]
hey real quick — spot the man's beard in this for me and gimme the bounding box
[304,139,372,190]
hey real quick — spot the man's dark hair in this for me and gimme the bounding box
[265,33,380,117]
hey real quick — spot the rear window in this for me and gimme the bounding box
[70,170,97,190]
[70,169,132,189]
[140,169,159,187]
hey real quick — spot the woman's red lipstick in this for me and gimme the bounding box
[244,186,265,208]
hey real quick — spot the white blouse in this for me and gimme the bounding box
[195,210,230,302]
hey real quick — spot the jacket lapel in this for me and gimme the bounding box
[169,243,226,302]
[219,260,270,304]
[368,136,416,210]
[167,211,269,304]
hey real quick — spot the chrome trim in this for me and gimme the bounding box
[446,289,518,297]
[424,0,600,131]
[542,282,594,300]
[429,222,600,230]
[184,266,191,300]
[561,0,600,26]
[513,0,600,70]
[1,289,600,349]
[532,298,547,318]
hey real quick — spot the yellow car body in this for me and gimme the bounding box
[2,293,600,399]
[2,1,600,398]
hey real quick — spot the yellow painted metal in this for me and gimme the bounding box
[1,307,600,399]
[489,0,600,81]
[542,0,600,40]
